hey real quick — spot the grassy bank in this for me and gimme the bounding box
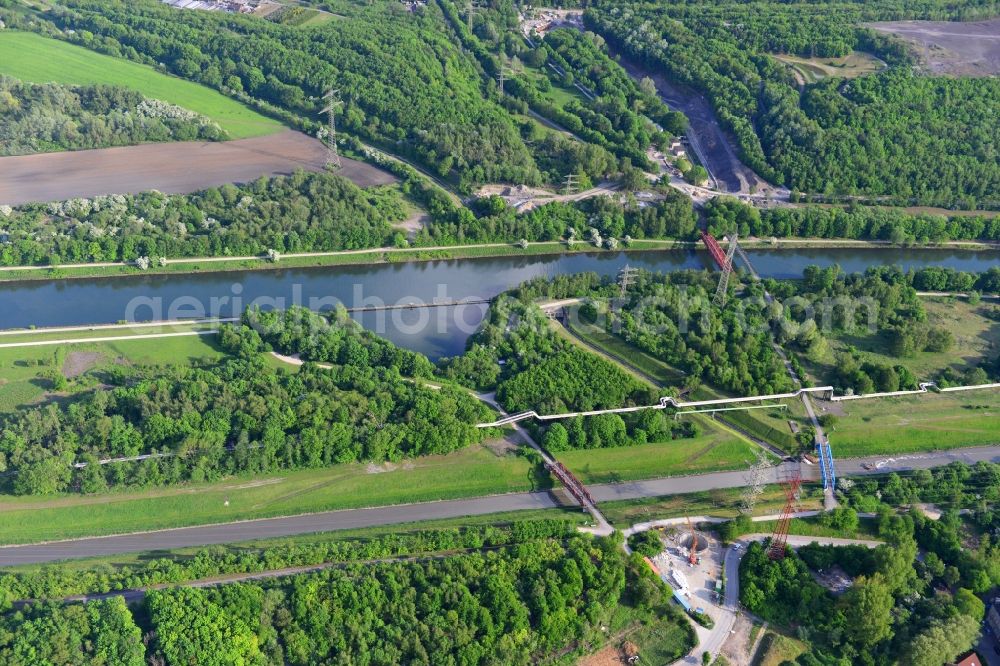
[0,31,283,139]
[2,236,998,284]
[0,444,543,545]
[560,434,756,485]
[4,508,584,575]
[827,389,1000,457]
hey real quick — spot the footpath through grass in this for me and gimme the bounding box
[0,31,283,139]
[0,444,542,545]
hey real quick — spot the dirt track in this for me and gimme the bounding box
[0,130,396,205]
[870,19,1000,76]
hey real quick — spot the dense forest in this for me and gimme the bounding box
[0,75,225,156]
[612,270,795,396]
[0,518,575,603]
[435,0,683,178]
[0,170,405,266]
[0,530,695,665]
[144,536,626,665]
[0,597,144,665]
[11,0,547,190]
[0,307,491,495]
[740,460,1000,664]
[586,0,1000,207]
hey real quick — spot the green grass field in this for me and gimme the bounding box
[0,326,229,413]
[629,618,693,665]
[805,297,999,384]
[0,443,542,545]
[0,31,283,139]
[560,434,758,485]
[827,389,1000,457]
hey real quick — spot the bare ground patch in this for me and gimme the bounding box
[576,644,627,666]
[869,19,1000,76]
[62,351,104,378]
[484,434,521,457]
[0,130,396,206]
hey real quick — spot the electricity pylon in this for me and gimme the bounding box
[320,89,342,170]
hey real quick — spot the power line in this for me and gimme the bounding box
[563,173,579,195]
[319,88,342,170]
[618,264,639,298]
[740,448,773,516]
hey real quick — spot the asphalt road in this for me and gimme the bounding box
[0,492,562,566]
[1,446,997,567]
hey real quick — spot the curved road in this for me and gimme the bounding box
[0,445,997,566]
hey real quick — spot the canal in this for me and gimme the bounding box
[1,247,997,359]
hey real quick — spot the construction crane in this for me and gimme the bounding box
[686,516,699,565]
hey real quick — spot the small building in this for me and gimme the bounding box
[953,651,982,666]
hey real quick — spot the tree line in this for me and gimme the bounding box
[0,170,404,266]
[0,518,575,606]
[419,187,697,246]
[0,75,225,156]
[0,168,699,267]
[705,198,1000,243]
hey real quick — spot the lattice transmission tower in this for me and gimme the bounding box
[563,173,579,195]
[320,89,342,170]
[739,448,772,516]
[618,264,639,298]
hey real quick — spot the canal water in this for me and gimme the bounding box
[2,247,997,359]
